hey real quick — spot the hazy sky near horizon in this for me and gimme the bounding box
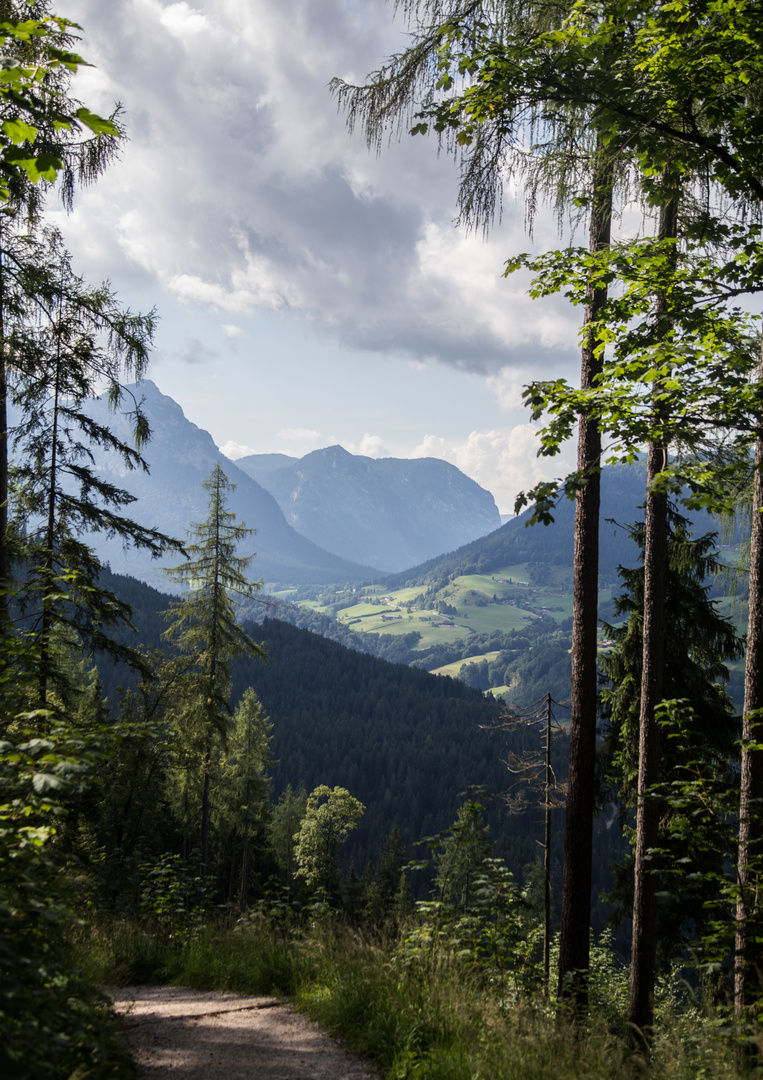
[52,0,581,512]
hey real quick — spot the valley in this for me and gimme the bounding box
[273,564,611,706]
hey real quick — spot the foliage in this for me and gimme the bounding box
[74,909,748,1080]
[294,785,365,894]
[164,463,265,886]
[0,7,120,203]
[9,226,180,705]
[601,513,742,802]
[268,783,307,892]
[0,712,134,1079]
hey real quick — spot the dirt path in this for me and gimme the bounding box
[110,986,378,1079]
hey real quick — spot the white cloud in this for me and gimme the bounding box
[58,0,579,376]
[277,427,330,453]
[222,324,242,339]
[410,424,577,513]
[220,439,256,459]
[341,433,389,458]
[159,2,208,36]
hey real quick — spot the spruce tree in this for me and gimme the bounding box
[164,463,264,890]
[600,511,743,962]
[10,227,180,706]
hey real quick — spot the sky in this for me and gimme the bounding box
[51,0,582,513]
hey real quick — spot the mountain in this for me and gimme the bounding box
[378,460,723,590]
[235,445,501,572]
[93,566,562,887]
[80,381,374,589]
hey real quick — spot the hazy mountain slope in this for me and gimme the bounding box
[380,461,722,589]
[80,382,374,588]
[235,444,501,572]
[234,452,297,481]
[92,567,546,879]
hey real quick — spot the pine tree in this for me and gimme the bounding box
[164,463,264,889]
[600,511,743,962]
[10,227,180,706]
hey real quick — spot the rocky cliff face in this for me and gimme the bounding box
[235,444,501,571]
[80,382,373,589]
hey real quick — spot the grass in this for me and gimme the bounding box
[430,651,503,677]
[74,915,748,1080]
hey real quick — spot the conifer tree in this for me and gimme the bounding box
[10,227,180,706]
[164,463,264,889]
[600,512,743,962]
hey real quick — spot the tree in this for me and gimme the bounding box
[9,227,180,706]
[430,6,763,1028]
[737,339,763,1014]
[164,464,264,890]
[293,785,365,895]
[218,688,274,911]
[600,512,743,962]
[436,797,492,912]
[269,784,308,894]
[331,1,629,1004]
[0,5,121,204]
[0,2,124,620]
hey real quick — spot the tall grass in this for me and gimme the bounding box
[74,914,746,1080]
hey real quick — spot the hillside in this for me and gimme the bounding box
[78,381,374,588]
[378,460,722,590]
[236,445,501,572]
[268,461,743,708]
[94,567,563,878]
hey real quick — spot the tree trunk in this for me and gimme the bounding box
[628,441,668,1042]
[628,192,678,1044]
[200,743,211,895]
[557,143,613,1005]
[0,228,8,623]
[240,775,251,913]
[40,344,63,708]
[544,692,552,996]
[736,332,763,1015]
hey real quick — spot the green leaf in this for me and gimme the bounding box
[1,118,36,144]
[74,107,120,138]
[31,772,65,794]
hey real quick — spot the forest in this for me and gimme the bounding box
[2,1,763,1079]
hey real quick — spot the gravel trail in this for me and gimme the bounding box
[110,986,378,1079]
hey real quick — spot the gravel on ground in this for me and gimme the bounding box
[110,986,378,1080]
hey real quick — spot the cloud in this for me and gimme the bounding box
[222,323,243,339]
[220,439,256,459]
[341,433,389,458]
[277,427,330,453]
[180,337,218,365]
[411,425,577,513]
[59,0,579,376]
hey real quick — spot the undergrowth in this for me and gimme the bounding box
[74,909,746,1080]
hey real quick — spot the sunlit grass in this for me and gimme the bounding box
[76,917,748,1080]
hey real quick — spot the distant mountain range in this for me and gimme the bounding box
[81,382,372,588]
[79,381,501,586]
[379,460,723,590]
[235,445,500,571]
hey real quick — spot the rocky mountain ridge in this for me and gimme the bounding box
[235,445,500,572]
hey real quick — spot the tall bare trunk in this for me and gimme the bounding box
[557,143,613,1005]
[39,344,63,708]
[240,773,251,912]
[544,692,552,995]
[736,333,763,1015]
[200,743,211,894]
[628,442,668,1040]
[628,192,678,1043]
